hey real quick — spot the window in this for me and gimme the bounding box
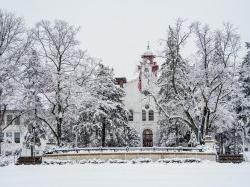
[15,116,20,125]
[0,114,4,125]
[6,132,12,143]
[14,132,20,143]
[6,132,12,138]
[128,110,133,121]
[145,104,149,109]
[149,110,154,121]
[142,110,146,121]
[6,114,12,125]
[0,132,4,142]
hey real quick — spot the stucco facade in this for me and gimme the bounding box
[122,46,160,147]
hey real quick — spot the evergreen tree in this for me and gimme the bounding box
[157,19,193,146]
[21,50,46,156]
[76,63,140,147]
[125,125,140,147]
[237,42,250,148]
[242,42,250,98]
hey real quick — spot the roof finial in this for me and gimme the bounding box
[147,41,150,50]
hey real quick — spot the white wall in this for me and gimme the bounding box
[123,78,160,146]
[1,111,26,155]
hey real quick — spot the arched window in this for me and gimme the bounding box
[148,110,154,121]
[128,110,133,121]
[142,110,146,121]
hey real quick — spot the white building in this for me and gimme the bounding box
[0,111,45,156]
[0,110,26,156]
[117,45,160,147]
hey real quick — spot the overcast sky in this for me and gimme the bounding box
[1,0,249,79]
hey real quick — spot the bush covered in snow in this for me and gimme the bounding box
[87,159,106,164]
[108,159,128,164]
[0,156,16,167]
[43,159,75,165]
[158,158,201,164]
[131,158,153,164]
[41,157,202,165]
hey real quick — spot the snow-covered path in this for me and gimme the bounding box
[1,162,250,187]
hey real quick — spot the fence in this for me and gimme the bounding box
[45,146,204,155]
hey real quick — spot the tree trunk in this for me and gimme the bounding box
[205,108,210,135]
[56,134,61,146]
[57,122,61,146]
[102,123,106,147]
[175,122,179,146]
[31,145,34,157]
[0,104,7,155]
[184,110,199,139]
[200,106,208,144]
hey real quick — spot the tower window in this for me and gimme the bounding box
[149,110,154,121]
[128,110,133,121]
[142,110,146,121]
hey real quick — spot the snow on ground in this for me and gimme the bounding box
[1,162,250,187]
[244,151,250,161]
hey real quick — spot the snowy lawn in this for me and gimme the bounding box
[1,162,250,187]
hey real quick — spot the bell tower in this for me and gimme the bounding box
[137,43,159,92]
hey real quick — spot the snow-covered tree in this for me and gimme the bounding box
[20,50,46,156]
[157,19,194,146]
[125,125,140,147]
[215,122,243,154]
[76,63,140,147]
[31,20,87,146]
[238,43,250,121]
[237,42,250,148]
[0,9,31,154]
[188,131,198,147]
[192,22,241,143]
[157,20,241,146]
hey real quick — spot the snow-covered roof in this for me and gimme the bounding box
[125,78,138,85]
[142,50,154,56]
[141,43,155,57]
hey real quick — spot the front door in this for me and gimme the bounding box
[143,129,153,147]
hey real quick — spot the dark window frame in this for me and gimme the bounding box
[14,132,20,143]
[148,110,154,121]
[142,110,146,121]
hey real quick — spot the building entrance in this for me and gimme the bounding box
[143,129,153,147]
